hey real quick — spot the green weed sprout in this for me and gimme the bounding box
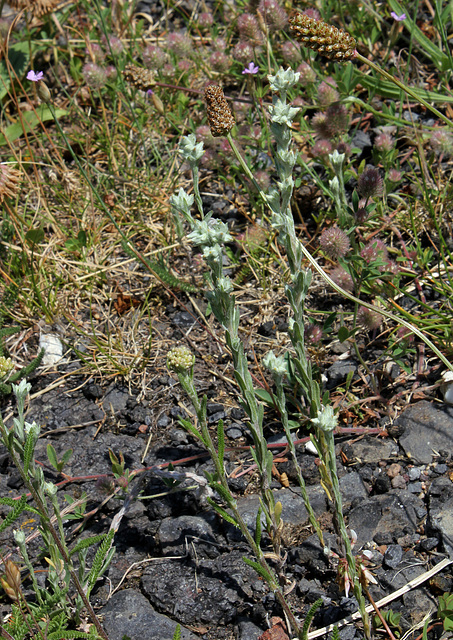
[0,380,110,640]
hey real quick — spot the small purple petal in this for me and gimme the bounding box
[242,62,259,75]
[27,70,44,82]
[390,11,406,20]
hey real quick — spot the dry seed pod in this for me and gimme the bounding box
[289,12,357,61]
[124,64,156,91]
[204,85,235,137]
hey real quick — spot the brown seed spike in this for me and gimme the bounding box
[124,65,156,91]
[289,12,357,61]
[8,0,60,17]
[204,85,235,137]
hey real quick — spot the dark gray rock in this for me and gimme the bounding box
[158,513,221,556]
[408,467,421,481]
[397,401,453,463]
[350,436,398,464]
[383,544,403,569]
[429,497,453,555]
[288,533,335,574]
[101,589,199,640]
[348,491,425,548]
[325,360,358,390]
[102,387,130,413]
[157,413,170,427]
[228,486,327,541]
[419,537,439,551]
[351,130,372,151]
[141,550,259,625]
[339,471,368,506]
[407,481,423,494]
[267,432,297,445]
[226,425,243,439]
[238,618,265,640]
[374,474,391,494]
[172,311,195,327]
[83,383,103,400]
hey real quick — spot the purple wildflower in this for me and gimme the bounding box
[242,62,259,75]
[391,11,406,20]
[27,70,44,82]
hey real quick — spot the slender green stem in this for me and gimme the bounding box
[322,428,371,639]
[227,134,270,203]
[354,52,453,129]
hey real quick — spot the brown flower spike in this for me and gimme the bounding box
[289,12,357,61]
[204,85,235,137]
[0,164,21,203]
[8,0,60,17]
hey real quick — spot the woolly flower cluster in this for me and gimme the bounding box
[319,226,350,260]
[82,62,116,90]
[167,346,195,373]
[0,356,14,379]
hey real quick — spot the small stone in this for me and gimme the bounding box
[172,311,195,327]
[396,533,418,547]
[170,406,187,420]
[226,426,243,440]
[383,544,403,569]
[170,429,189,444]
[408,467,421,481]
[373,531,393,545]
[207,411,226,424]
[387,463,402,478]
[391,475,407,489]
[156,414,170,428]
[83,383,103,400]
[374,475,391,494]
[433,463,448,475]
[420,537,439,551]
[230,407,245,420]
[207,403,224,415]
[408,481,423,494]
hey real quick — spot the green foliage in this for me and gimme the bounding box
[0,495,39,534]
[438,592,453,631]
[242,557,274,584]
[373,609,402,637]
[178,417,207,446]
[70,533,110,558]
[4,601,99,640]
[217,420,225,465]
[0,347,45,397]
[254,506,262,547]
[47,444,73,474]
[0,107,68,146]
[206,497,239,528]
[172,624,181,640]
[330,627,340,640]
[85,529,116,594]
[302,598,323,640]
[0,42,30,101]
